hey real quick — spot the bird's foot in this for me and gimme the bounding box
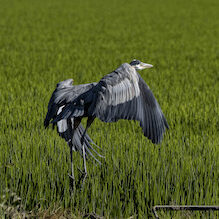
[68,174,75,192]
[77,167,88,178]
[77,167,88,189]
[68,173,75,180]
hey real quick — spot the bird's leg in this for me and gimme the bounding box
[82,140,87,176]
[68,143,75,191]
[68,117,82,191]
[81,130,88,179]
[81,116,95,181]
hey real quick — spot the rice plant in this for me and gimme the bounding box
[0,0,218,217]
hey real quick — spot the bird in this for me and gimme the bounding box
[52,59,169,178]
[44,79,103,183]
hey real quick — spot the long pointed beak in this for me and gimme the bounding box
[141,62,153,69]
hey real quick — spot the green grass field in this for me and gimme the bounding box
[0,0,218,218]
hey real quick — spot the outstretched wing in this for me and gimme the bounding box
[44,79,96,127]
[44,79,102,162]
[53,64,169,144]
[92,63,169,144]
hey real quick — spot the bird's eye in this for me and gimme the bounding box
[130,60,140,66]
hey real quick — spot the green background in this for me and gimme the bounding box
[0,0,218,217]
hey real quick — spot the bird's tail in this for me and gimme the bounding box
[57,117,103,164]
[71,123,104,163]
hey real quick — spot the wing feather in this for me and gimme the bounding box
[92,63,169,144]
[44,79,102,162]
[53,64,169,144]
[44,79,96,127]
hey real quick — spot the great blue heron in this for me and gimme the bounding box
[51,59,169,180]
[44,79,103,183]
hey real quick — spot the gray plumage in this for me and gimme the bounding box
[44,79,102,163]
[53,60,169,144]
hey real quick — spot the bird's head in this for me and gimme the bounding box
[130,59,153,70]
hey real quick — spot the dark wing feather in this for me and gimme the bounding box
[92,63,169,144]
[44,79,96,127]
[53,64,169,144]
[44,79,102,162]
